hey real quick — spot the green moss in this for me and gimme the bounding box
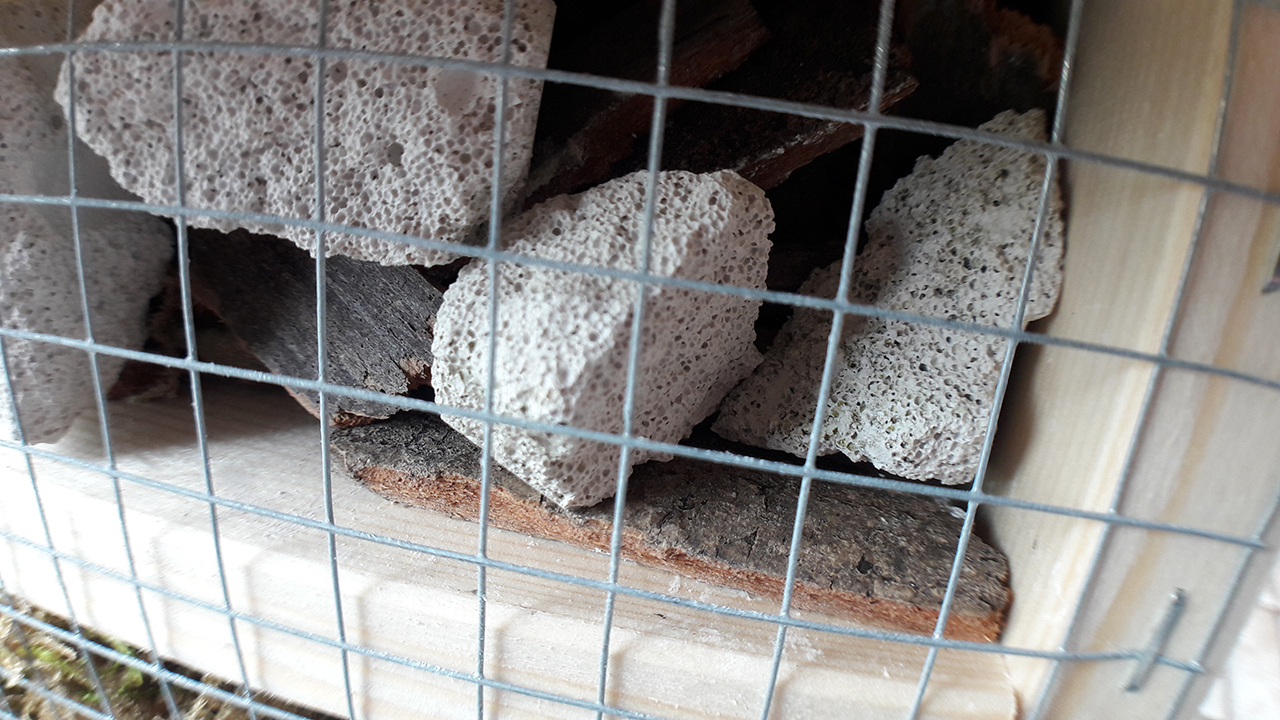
[2,598,339,720]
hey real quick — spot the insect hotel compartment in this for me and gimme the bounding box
[2,1,1279,719]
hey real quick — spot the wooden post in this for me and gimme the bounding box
[985,1,1280,717]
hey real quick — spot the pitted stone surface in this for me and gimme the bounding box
[1,58,172,444]
[713,110,1064,484]
[58,0,554,266]
[433,170,774,508]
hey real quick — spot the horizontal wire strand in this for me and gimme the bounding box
[1,10,1271,718]
[3,187,1279,397]
[0,479,1213,672]
[0,598,338,720]
[0,395,1264,550]
[0,581,664,720]
[0,527,1209,708]
[1,190,1278,401]
[1,38,1278,209]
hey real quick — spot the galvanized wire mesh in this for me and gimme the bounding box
[0,0,1277,718]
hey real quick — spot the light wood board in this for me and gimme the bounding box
[0,380,1015,720]
[985,1,1280,718]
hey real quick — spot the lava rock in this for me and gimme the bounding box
[713,110,1064,484]
[432,170,773,508]
[57,0,555,266]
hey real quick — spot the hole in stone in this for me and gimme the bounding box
[387,142,405,167]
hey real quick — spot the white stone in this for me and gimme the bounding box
[58,0,555,266]
[712,110,1064,484]
[433,170,774,508]
[1,54,173,444]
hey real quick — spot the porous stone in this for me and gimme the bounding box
[712,110,1064,484]
[432,170,773,508]
[58,0,555,266]
[1,57,173,444]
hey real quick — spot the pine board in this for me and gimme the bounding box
[984,1,1280,717]
[0,381,1015,720]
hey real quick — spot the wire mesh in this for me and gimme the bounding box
[1,0,1278,719]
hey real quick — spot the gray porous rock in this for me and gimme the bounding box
[58,0,555,266]
[1,49,173,444]
[712,109,1064,484]
[432,170,774,508]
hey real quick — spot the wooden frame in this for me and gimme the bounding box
[1,382,1015,720]
[986,1,1280,717]
[3,1,1279,718]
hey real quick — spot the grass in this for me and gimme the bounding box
[1,597,338,720]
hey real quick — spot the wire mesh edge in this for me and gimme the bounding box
[1,5,1272,718]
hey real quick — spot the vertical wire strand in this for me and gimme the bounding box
[60,1,180,714]
[1163,482,1280,720]
[1026,1,1246,716]
[0,595,13,718]
[0,374,68,717]
[904,0,1085,705]
[0,619,14,719]
[594,1,678,714]
[0,219,116,720]
[309,2,356,719]
[5,4,125,714]
[905,160,1060,717]
[474,1,518,716]
[167,1,259,715]
[0,404,117,720]
[0,579,68,720]
[755,1,897,717]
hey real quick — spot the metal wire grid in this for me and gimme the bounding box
[0,0,1276,718]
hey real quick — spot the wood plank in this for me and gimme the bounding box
[0,381,1016,720]
[1039,4,1280,718]
[187,229,442,426]
[983,1,1280,717]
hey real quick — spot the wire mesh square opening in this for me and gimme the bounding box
[3,1,1280,719]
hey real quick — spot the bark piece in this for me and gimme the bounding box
[524,0,771,204]
[187,229,441,424]
[641,0,918,190]
[332,412,1011,642]
[896,0,1063,127]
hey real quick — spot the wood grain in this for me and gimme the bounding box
[0,381,1017,720]
[983,2,1280,718]
[187,229,442,425]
